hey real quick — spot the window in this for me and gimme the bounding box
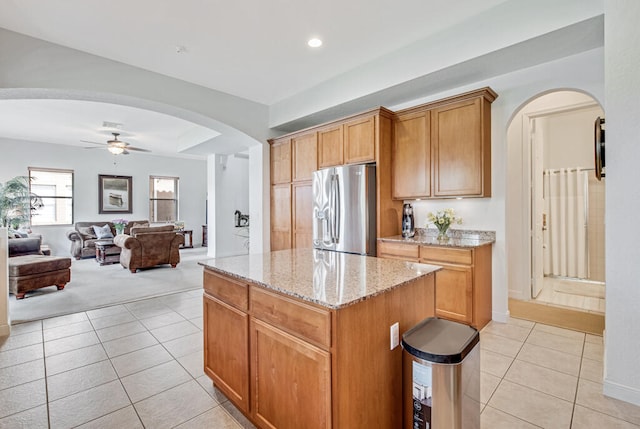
[149,176,179,222]
[29,167,74,225]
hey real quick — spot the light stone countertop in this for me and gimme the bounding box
[380,229,496,249]
[199,248,440,309]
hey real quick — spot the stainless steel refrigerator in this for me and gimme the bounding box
[312,164,376,256]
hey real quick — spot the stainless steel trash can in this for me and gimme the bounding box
[401,317,480,429]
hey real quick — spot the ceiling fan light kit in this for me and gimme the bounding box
[82,132,151,155]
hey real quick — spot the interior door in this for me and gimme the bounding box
[531,118,545,298]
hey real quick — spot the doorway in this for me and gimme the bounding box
[507,90,605,325]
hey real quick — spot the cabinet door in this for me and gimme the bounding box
[270,138,291,184]
[293,182,313,249]
[318,125,344,168]
[432,264,473,324]
[392,110,431,199]
[292,132,318,182]
[251,318,331,429]
[344,115,375,164]
[203,294,250,412]
[431,98,486,197]
[271,184,291,251]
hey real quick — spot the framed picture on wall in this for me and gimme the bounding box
[98,174,132,214]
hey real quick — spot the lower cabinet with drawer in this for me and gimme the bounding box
[378,240,492,330]
[420,244,492,329]
[203,267,434,428]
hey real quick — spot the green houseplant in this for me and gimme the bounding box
[0,176,42,230]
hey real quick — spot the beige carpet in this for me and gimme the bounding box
[9,248,209,323]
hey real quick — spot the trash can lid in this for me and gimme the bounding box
[401,317,479,364]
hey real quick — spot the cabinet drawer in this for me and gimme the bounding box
[250,286,331,348]
[204,270,248,311]
[378,241,419,260]
[420,246,472,265]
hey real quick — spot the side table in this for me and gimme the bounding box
[95,240,121,265]
[177,230,194,249]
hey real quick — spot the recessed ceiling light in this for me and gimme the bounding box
[308,38,322,48]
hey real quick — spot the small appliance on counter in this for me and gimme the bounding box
[402,203,415,238]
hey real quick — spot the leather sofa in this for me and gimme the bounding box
[113,225,184,273]
[8,237,71,299]
[66,220,149,259]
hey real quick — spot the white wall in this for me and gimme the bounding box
[214,154,250,258]
[0,138,207,256]
[388,48,604,323]
[544,106,602,169]
[0,228,9,336]
[603,0,640,406]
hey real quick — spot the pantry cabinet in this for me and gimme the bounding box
[270,138,291,185]
[292,181,313,249]
[270,184,291,251]
[391,87,497,199]
[292,132,318,182]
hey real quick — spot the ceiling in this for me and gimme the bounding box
[0,0,600,157]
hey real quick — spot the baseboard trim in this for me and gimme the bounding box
[508,298,605,335]
[492,309,509,323]
[604,379,640,406]
[0,324,10,337]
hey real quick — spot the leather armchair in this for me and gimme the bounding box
[67,220,149,259]
[113,225,184,273]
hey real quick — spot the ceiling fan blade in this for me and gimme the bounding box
[80,140,107,146]
[126,146,152,153]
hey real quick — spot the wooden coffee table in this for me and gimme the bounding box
[95,240,121,265]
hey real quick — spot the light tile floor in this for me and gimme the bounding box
[534,277,605,314]
[1,290,639,428]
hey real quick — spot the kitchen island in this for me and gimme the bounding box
[200,248,440,429]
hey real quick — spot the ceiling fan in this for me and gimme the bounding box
[82,132,151,155]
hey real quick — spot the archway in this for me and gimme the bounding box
[506,89,605,331]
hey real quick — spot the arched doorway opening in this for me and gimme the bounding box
[506,90,605,332]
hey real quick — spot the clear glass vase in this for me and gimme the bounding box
[436,225,450,240]
[115,225,125,235]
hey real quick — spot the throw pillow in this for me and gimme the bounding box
[92,224,114,239]
[131,222,150,229]
[78,226,97,239]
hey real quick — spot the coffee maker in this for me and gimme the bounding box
[402,203,415,238]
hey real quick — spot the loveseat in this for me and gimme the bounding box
[66,220,149,259]
[8,237,71,299]
[113,225,184,273]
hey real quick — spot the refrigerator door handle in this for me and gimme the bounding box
[331,173,340,243]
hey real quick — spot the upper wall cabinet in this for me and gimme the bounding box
[343,114,376,164]
[392,87,497,199]
[393,110,431,200]
[270,138,291,185]
[292,132,318,182]
[318,124,344,168]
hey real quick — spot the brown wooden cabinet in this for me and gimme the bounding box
[292,181,313,248]
[203,273,250,413]
[292,132,318,182]
[391,87,496,199]
[392,110,431,199]
[343,114,376,164]
[377,239,492,330]
[203,267,435,428]
[270,184,291,251]
[269,107,403,251]
[432,96,490,197]
[270,138,291,185]
[419,244,492,329]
